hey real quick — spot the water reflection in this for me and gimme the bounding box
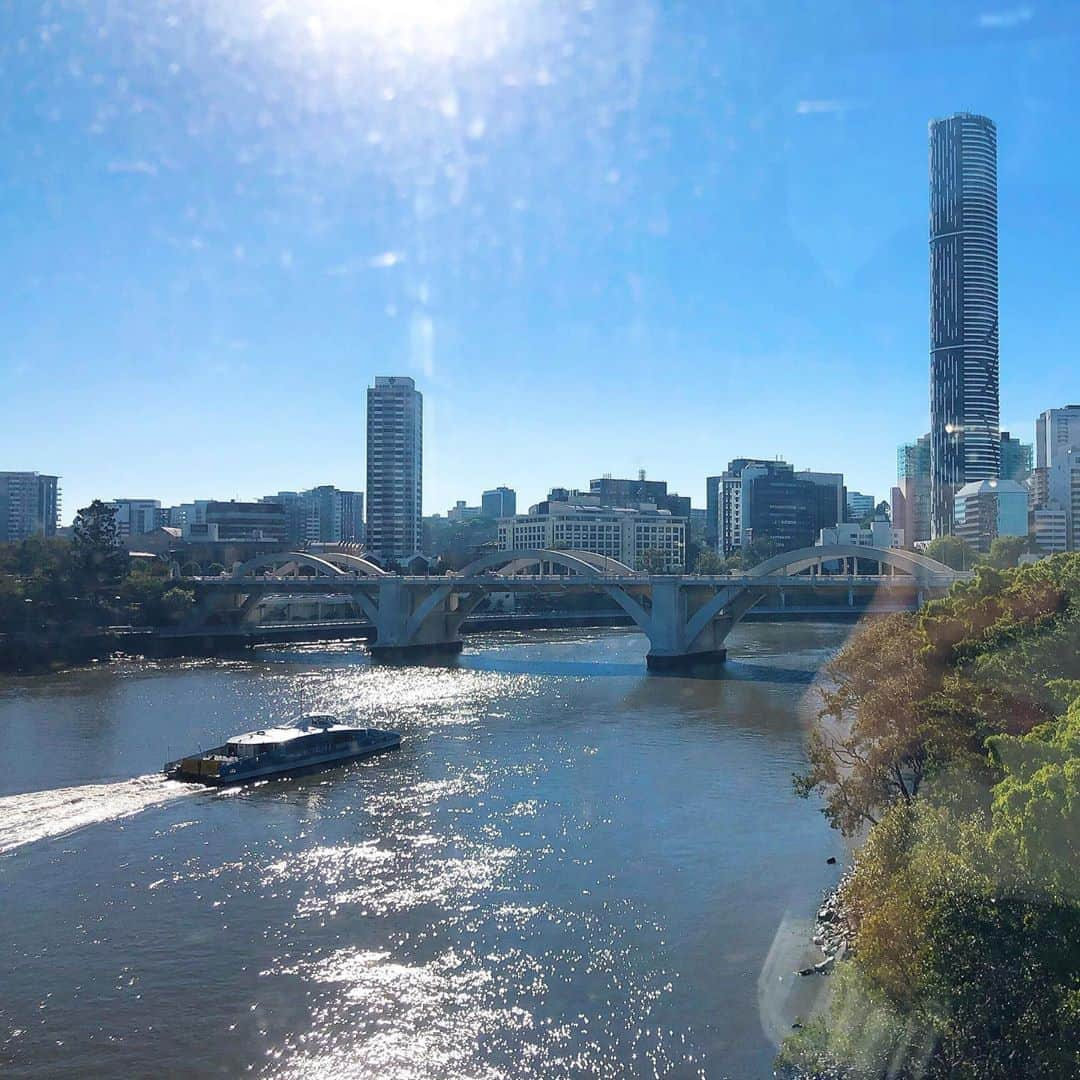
[0,623,849,1077]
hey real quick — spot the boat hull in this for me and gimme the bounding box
[164,733,400,786]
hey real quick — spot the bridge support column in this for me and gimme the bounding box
[643,580,728,671]
[367,579,470,664]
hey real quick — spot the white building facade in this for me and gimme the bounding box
[366,376,422,565]
[110,499,163,539]
[498,502,686,571]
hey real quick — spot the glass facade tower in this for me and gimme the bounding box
[929,113,1000,536]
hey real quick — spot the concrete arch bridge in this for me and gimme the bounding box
[186,545,965,669]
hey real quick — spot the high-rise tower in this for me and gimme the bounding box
[366,376,422,565]
[929,113,999,536]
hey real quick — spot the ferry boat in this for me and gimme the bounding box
[164,716,401,786]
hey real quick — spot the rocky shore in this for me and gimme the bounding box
[798,871,855,977]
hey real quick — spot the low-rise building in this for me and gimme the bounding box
[110,498,163,539]
[818,520,904,549]
[447,501,482,522]
[498,501,685,571]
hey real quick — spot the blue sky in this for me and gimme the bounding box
[3,1,1079,523]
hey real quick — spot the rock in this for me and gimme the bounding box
[826,856,837,865]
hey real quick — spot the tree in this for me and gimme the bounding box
[923,534,979,570]
[793,613,952,834]
[984,534,1034,570]
[741,536,781,568]
[638,548,670,574]
[72,500,128,589]
[206,562,226,576]
[782,556,1080,1079]
[693,548,726,574]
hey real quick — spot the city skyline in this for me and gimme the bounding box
[4,4,1079,522]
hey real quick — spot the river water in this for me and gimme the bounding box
[0,623,848,1079]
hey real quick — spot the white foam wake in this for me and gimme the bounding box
[0,774,197,854]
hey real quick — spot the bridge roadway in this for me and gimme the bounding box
[182,545,966,670]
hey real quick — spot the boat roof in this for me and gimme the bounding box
[228,716,363,745]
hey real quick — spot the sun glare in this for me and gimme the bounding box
[281,0,508,57]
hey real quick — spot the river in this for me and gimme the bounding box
[0,623,848,1078]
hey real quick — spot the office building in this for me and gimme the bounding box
[0,472,60,542]
[1032,508,1068,555]
[499,500,685,571]
[999,431,1032,484]
[1049,448,1080,551]
[953,479,1027,553]
[1032,406,1080,550]
[366,376,423,565]
[163,502,201,528]
[447,501,482,522]
[203,500,289,543]
[706,459,843,556]
[1035,405,1080,470]
[846,491,876,522]
[893,434,932,544]
[110,499,163,539]
[929,113,1000,536]
[741,462,822,552]
[587,474,691,520]
[481,487,517,519]
[260,487,364,546]
[799,471,846,528]
[705,459,772,556]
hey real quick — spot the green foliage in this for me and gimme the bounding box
[983,534,1035,569]
[987,698,1080,898]
[206,562,227,576]
[923,534,979,570]
[72,500,129,588]
[693,548,726,574]
[637,548,672,574]
[1,533,188,636]
[784,554,1080,1077]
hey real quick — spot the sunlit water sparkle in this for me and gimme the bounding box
[0,624,847,1077]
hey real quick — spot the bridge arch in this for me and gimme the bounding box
[745,544,956,584]
[230,551,348,580]
[457,548,637,578]
[314,551,389,577]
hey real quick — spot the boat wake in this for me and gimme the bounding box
[0,774,198,854]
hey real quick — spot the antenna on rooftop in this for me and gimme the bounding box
[638,468,646,481]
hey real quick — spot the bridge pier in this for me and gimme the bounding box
[369,640,465,664]
[362,578,479,663]
[636,580,734,670]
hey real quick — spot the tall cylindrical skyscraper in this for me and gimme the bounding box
[929,113,999,537]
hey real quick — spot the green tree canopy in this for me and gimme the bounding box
[923,534,979,570]
[693,548,726,574]
[983,533,1036,570]
[72,500,128,588]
